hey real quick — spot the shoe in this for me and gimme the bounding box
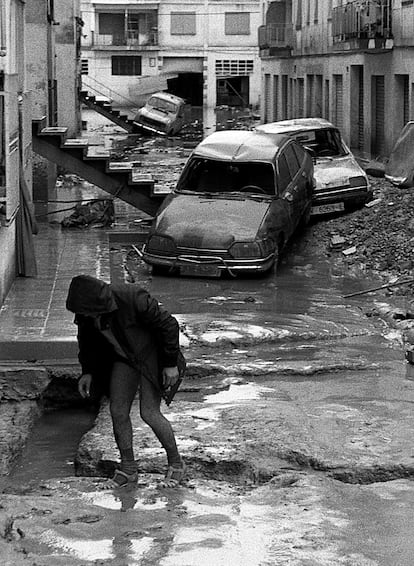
[158,462,187,488]
[101,469,139,489]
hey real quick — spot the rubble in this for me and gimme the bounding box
[306,176,414,295]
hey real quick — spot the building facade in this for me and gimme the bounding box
[27,0,82,217]
[259,0,414,159]
[0,0,82,306]
[80,0,262,127]
[0,0,33,304]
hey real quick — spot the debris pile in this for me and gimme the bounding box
[307,176,414,294]
[61,199,114,228]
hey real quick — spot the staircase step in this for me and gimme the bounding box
[40,126,68,136]
[63,138,89,149]
[95,96,112,104]
[131,171,154,184]
[85,147,111,159]
[108,161,142,172]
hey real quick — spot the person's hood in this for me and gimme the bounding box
[66,275,117,315]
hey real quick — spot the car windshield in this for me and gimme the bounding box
[177,158,275,195]
[147,97,177,113]
[292,128,347,158]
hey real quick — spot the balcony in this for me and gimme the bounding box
[258,23,294,56]
[332,0,393,50]
[93,30,158,49]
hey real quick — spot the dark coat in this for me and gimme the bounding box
[74,283,181,397]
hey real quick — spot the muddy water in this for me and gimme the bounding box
[7,408,96,484]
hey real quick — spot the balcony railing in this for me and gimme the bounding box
[332,0,392,42]
[93,30,158,48]
[258,23,294,51]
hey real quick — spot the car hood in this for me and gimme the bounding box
[314,155,366,187]
[153,193,270,248]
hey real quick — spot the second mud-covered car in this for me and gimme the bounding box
[142,130,314,277]
[256,118,372,215]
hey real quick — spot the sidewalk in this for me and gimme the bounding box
[0,222,111,360]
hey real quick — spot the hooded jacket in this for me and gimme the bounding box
[66,275,181,396]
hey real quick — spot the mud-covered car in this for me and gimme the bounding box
[142,130,314,277]
[133,92,185,136]
[256,118,372,215]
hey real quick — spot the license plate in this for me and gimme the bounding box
[180,264,221,278]
[311,202,345,215]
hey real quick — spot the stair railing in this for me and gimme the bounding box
[81,75,139,110]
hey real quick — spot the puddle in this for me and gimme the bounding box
[81,490,168,511]
[203,382,272,405]
[7,407,96,484]
[40,530,154,562]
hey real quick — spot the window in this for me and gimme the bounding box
[277,154,292,193]
[170,12,196,35]
[285,144,300,178]
[296,0,303,30]
[81,59,89,75]
[111,56,142,76]
[293,143,305,166]
[225,12,250,35]
[215,60,253,76]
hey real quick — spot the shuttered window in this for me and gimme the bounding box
[225,12,250,35]
[171,12,196,35]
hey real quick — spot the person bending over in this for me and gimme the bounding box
[66,274,186,488]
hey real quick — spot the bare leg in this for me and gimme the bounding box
[139,374,182,467]
[109,361,140,476]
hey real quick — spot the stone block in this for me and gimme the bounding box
[0,366,50,401]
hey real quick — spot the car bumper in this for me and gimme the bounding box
[311,187,373,214]
[142,251,276,276]
[133,120,167,136]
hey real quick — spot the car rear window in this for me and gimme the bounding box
[178,158,276,195]
[147,97,177,113]
[292,128,346,157]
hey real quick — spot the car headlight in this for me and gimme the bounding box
[230,242,261,258]
[147,235,177,254]
[230,239,274,259]
[349,176,368,188]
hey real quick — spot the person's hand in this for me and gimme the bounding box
[78,373,93,398]
[162,366,179,390]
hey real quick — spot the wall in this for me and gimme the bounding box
[55,0,82,137]
[0,224,16,306]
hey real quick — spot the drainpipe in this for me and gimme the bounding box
[0,1,6,57]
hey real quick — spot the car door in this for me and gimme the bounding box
[276,141,306,236]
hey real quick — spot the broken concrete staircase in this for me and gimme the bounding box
[32,118,165,216]
[79,90,137,133]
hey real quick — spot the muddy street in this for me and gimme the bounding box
[1,122,414,565]
[1,224,414,564]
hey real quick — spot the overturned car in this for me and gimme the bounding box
[133,92,186,136]
[142,130,314,277]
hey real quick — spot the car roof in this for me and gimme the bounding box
[149,91,185,104]
[192,130,291,162]
[256,118,337,134]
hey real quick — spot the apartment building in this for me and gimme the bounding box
[0,0,82,306]
[80,0,262,125]
[259,0,414,159]
[0,0,33,304]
